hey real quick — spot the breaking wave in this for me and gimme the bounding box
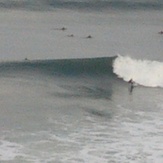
[113,55,163,87]
[0,55,163,88]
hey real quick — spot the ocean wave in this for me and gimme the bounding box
[0,55,162,88]
[0,57,115,77]
[113,55,163,88]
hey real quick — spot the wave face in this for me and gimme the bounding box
[0,56,163,88]
[0,57,115,77]
[0,0,163,11]
[113,55,163,87]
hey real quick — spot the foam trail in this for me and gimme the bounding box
[113,55,163,87]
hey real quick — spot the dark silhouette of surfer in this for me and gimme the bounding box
[61,27,67,31]
[128,78,135,93]
[86,35,92,39]
[158,31,163,34]
[67,34,74,37]
[53,27,67,31]
[24,58,29,61]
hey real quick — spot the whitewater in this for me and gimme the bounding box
[0,0,163,163]
[114,55,163,87]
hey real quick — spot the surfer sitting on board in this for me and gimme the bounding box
[128,78,135,93]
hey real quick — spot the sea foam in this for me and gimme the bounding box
[113,55,163,87]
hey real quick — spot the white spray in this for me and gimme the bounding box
[113,55,163,87]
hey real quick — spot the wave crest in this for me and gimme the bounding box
[113,55,163,87]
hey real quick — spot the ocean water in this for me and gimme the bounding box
[0,1,163,163]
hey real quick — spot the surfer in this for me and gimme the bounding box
[67,34,74,37]
[24,58,29,61]
[128,78,135,93]
[86,35,92,39]
[53,27,67,31]
[158,31,163,34]
[61,27,67,31]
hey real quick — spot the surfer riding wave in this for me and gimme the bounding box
[128,78,136,93]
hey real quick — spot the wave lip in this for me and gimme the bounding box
[113,55,163,88]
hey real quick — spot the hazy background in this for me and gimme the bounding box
[0,0,163,61]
